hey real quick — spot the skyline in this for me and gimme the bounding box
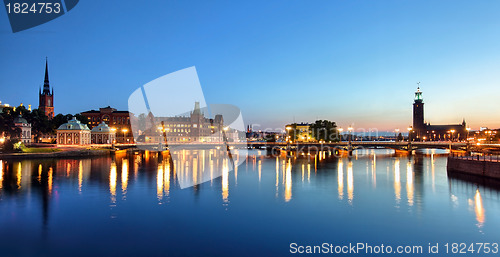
[1,0,500,131]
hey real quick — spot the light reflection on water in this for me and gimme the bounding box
[0,149,499,256]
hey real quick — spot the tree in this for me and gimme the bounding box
[0,111,21,138]
[285,123,298,142]
[310,120,339,142]
[397,133,404,142]
[25,108,51,140]
[73,114,89,125]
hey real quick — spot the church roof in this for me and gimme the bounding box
[57,118,90,131]
[14,115,28,124]
[91,122,113,133]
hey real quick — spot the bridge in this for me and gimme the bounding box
[115,141,500,154]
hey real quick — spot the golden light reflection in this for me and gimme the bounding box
[193,157,198,187]
[275,157,279,197]
[121,158,129,197]
[282,159,286,185]
[347,160,353,204]
[406,161,414,207]
[307,163,311,182]
[157,162,164,201]
[38,164,42,183]
[78,160,83,193]
[474,189,485,227]
[394,159,401,204]
[284,158,292,202]
[258,160,262,182]
[222,159,229,202]
[66,162,71,177]
[338,159,344,200]
[110,162,117,203]
[301,164,304,182]
[48,167,53,195]
[164,161,170,196]
[0,160,3,190]
[16,162,22,189]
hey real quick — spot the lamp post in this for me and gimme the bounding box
[122,128,128,144]
[347,126,354,156]
[466,127,471,155]
[338,127,343,142]
[285,126,292,155]
[407,127,413,154]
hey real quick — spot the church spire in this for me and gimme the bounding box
[43,57,50,94]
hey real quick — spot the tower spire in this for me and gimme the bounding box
[43,57,50,93]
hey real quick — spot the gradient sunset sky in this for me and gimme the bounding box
[1,0,500,131]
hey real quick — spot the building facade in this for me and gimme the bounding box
[57,118,91,145]
[412,87,467,141]
[139,102,224,144]
[14,115,32,145]
[91,122,116,144]
[39,59,54,119]
[285,123,314,143]
[81,106,133,143]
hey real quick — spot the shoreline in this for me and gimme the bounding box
[0,149,112,160]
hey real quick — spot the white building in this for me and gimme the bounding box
[91,122,116,144]
[57,118,91,145]
[14,115,32,145]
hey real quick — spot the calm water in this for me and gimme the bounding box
[1,149,499,256]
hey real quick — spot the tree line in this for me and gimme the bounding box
[0,105,88,142]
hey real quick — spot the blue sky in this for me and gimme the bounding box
[1,0,500,131]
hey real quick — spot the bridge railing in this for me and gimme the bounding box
[450,152,500,162]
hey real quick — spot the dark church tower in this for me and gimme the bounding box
[412,87,424,139]
[39,58,54,119]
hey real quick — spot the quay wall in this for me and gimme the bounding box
[447,156,500,179]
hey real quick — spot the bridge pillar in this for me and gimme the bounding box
[348,141,353,156]
[407,142,412,154]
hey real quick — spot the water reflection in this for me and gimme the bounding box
[394,159,401,205]
[285,158,292,202]
[122,159,129,198]
[338,159,343,200]
[110,161,117,204]
[347,159,353,204]
[406,161,414,207]
[1,148,499,236]
[474,189,485,227]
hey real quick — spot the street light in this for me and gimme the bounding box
[338,127,343,142]
[286,126,292,143]
[395,128,400,142]
[450,129,455,142]
[122,128,128,143]
[407,127,412,142]
[348,126,353,142]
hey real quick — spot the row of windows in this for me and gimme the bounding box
[88,115,130,125]
[22,130,31,138]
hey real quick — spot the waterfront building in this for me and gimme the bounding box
[139,102,224,143]
[39,59,54,119]
[91,122,116,144]
[80,106,133,143]
[285,123,315,143]
[14,115,32,145]
[412,87,467,141]
[56,118,91,145]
